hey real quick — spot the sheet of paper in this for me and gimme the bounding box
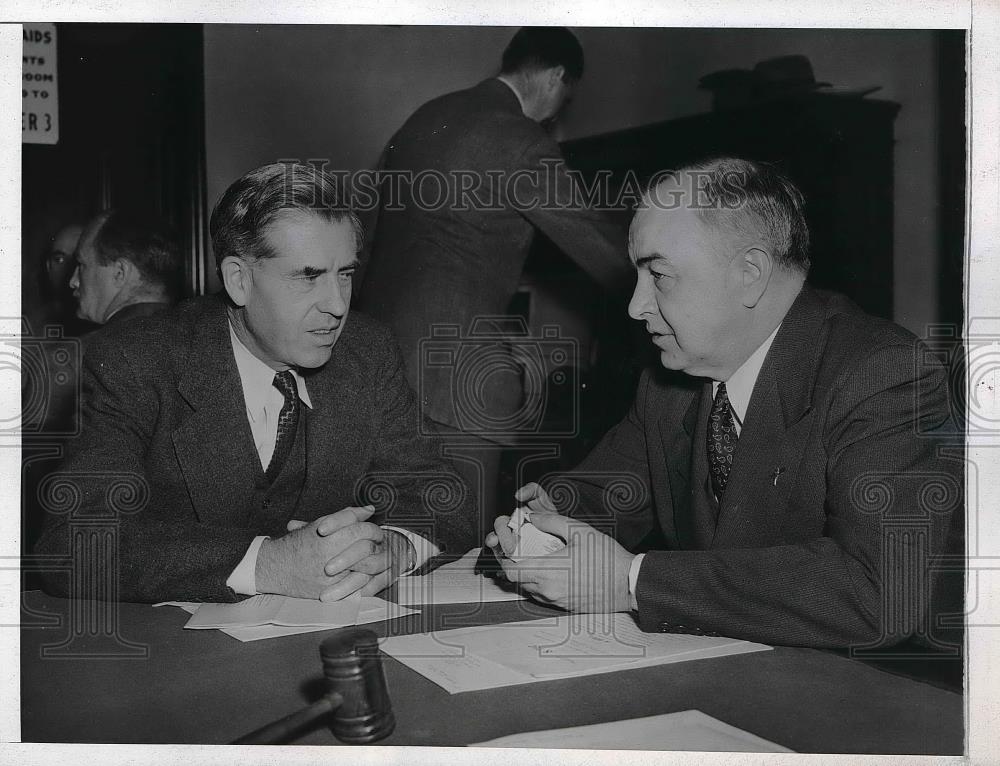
[183,594,284,628]
[470,709,794,752]
[157,597,418,641]
[218,598,419,641]
[395,547,526,606]
[184,593,362,629]
[356,595,419,624]
[380,613,771,694]
[507,508,565,561]
[153,601,200,614]
[270,593,363,627]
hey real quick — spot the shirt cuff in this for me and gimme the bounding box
[627,552,645,612]
[382,526,439,576]
[226,536,269,596]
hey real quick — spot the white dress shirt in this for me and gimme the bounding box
[225,322,437,595]
[627,324,782,610]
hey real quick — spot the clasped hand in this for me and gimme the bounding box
[256,505,413,601]
[485,483,636,614]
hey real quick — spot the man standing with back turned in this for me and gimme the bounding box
[359,27,631,532]
[487,159,961,648]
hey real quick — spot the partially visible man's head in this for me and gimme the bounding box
[628,158,809,380]
[211,162,362,371]
[70,210,181,325]
[500,27,584,123]
[44,224,83,297]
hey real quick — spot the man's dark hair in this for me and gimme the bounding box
[92,210,182,294]
[210,162,361,270]
[649,157,811,274]
[500,27,584,82]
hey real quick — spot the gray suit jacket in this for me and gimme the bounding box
[358,78,631,431]
[552,287,961,648]
[35,295,476,602]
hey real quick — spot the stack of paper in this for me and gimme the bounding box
[380,613,771,693]
[155,595,417,642]
[395,547,526,606]
[471,709,794,752]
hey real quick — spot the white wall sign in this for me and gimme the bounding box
[23,23,58,145]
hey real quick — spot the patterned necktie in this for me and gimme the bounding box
[707,382,738,500]
[265,370,300,483]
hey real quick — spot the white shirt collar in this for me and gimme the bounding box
[228,321,312,413]
[714,323,781,428]
[495,76,528,114]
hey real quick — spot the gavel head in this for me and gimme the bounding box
[320,628,395,744]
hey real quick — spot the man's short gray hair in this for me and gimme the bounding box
[647,158,811,274]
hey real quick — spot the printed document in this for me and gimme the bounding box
[380,613,771,693]
[395,547,526,606]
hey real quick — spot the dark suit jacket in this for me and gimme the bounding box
[358,78,631,431]
[556,287,961,648]
[105,300,173,325]
[35,295,476,602]
[79,300,173,352]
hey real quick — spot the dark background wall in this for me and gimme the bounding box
[203,26,951,335]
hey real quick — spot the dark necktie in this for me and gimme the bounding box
[265,370,300,483]
[707,382,738,500]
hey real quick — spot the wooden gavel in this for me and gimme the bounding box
[231,627,395,745]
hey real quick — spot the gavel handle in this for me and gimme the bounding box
[231,692,343,745]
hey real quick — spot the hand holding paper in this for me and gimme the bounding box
[487,510,635,614]
[512,481,559,514]
[506,507,565,561]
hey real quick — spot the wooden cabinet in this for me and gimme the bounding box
[559,93,901,319]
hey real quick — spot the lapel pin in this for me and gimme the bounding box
[771,466,786,487]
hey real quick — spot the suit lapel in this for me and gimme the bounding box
[172,300,262,525]
[716,286,826,541]
[657,381,703,549]
[299,335,365,513]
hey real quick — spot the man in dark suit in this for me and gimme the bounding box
[487,158,961,648]
[359,27,631,530]
[36,163,474,603]
[70,209,181,328]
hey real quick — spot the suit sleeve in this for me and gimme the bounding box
[512,135,633,296]
[34,337,259,603]
[633,343,961,648]
[358,331,477,557]
[544,371,658,550]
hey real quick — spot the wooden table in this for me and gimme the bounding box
[19,590,963,753]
